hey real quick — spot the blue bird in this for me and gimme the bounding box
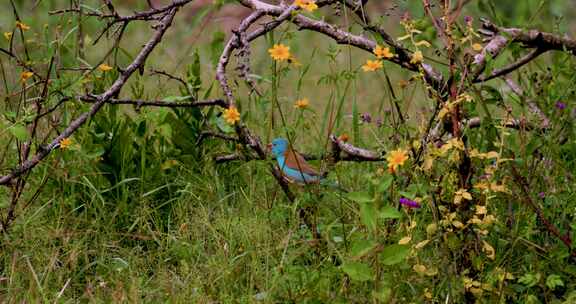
[268,138,327,185]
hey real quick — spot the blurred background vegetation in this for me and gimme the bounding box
[1,0,576,302]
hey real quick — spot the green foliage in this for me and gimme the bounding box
[0,0,575,303]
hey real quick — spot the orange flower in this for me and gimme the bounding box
[373,45,394,59]
[20,71,34,83]
[294,98,309,109]
[294,0,318,12]
[386,148,409,172]
[362,59,383,72]
[338,133,349,142]
[59,137,72,149]
[223,106,240,125]
[268,44,291,61]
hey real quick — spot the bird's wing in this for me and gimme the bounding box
[284,149,321,177]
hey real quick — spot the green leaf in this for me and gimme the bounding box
[380,206,402,219]
[545,274,564,290]
[347,191,373,203]
[341,262,373,282]
[360,203,377,232]
[398,191,416,200]
[350,239,377,258]
[9,123,28,140]
[377,175,393,193]
[215,116,234,134]
[379,244,409,265]
[518,273,540,288]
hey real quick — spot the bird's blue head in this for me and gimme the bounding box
[269,138,288,158]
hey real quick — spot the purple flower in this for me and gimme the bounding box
[376,118,383,128]
[464,16,473,25]
[555,101,566,110]
[538,192,545,199]
[360,113,372,123]
[399,197,421,209]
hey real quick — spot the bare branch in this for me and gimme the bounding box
[80,96,227,108]
[0,8,180,186]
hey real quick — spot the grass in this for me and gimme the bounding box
[1,0,576,303]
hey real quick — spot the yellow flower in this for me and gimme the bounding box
[16,21,30,31]
[4,32,13,40]
[223,106,240,125]
[361,59,383,72]
[472,43,483,52]
[373,45,394,59]
[386,148,409,172]
[268,44,291,61]
[294,98,309,109]
[410,50,424,64]
[20,71,34,83]
[59,137,72,149]
[98,64,113,72]
[294,0,318,12]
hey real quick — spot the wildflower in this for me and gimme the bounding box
[360,112,372,123]
[373,45,394,59]
[399,197,421,208]
[59,137,72,149]
[223,106,240,124]
[98,64,113,72]
[410,50,423,64]
[472,43,483,52]
[20,71,34,83]
[294,98,309,109]
[376,118,383,127]
[294,0,318,12]
[538,192,545,199]
[362,59,383,72]
[338,133,349,142]
[386,148,409,172]
[4,32,12,40]
[268,44,291,61]
[464,16,473,25]
[555,101,566,110]
[16,21,30,31]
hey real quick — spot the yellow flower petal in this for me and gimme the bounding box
[223,106,240,125]
[362,59,383,72]
[268,44,291,61]
[294,98,309,109]
[373,45,394,59]
[98,64,113,72]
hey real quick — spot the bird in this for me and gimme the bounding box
[269,138,324,184]
[268,137,350,194]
